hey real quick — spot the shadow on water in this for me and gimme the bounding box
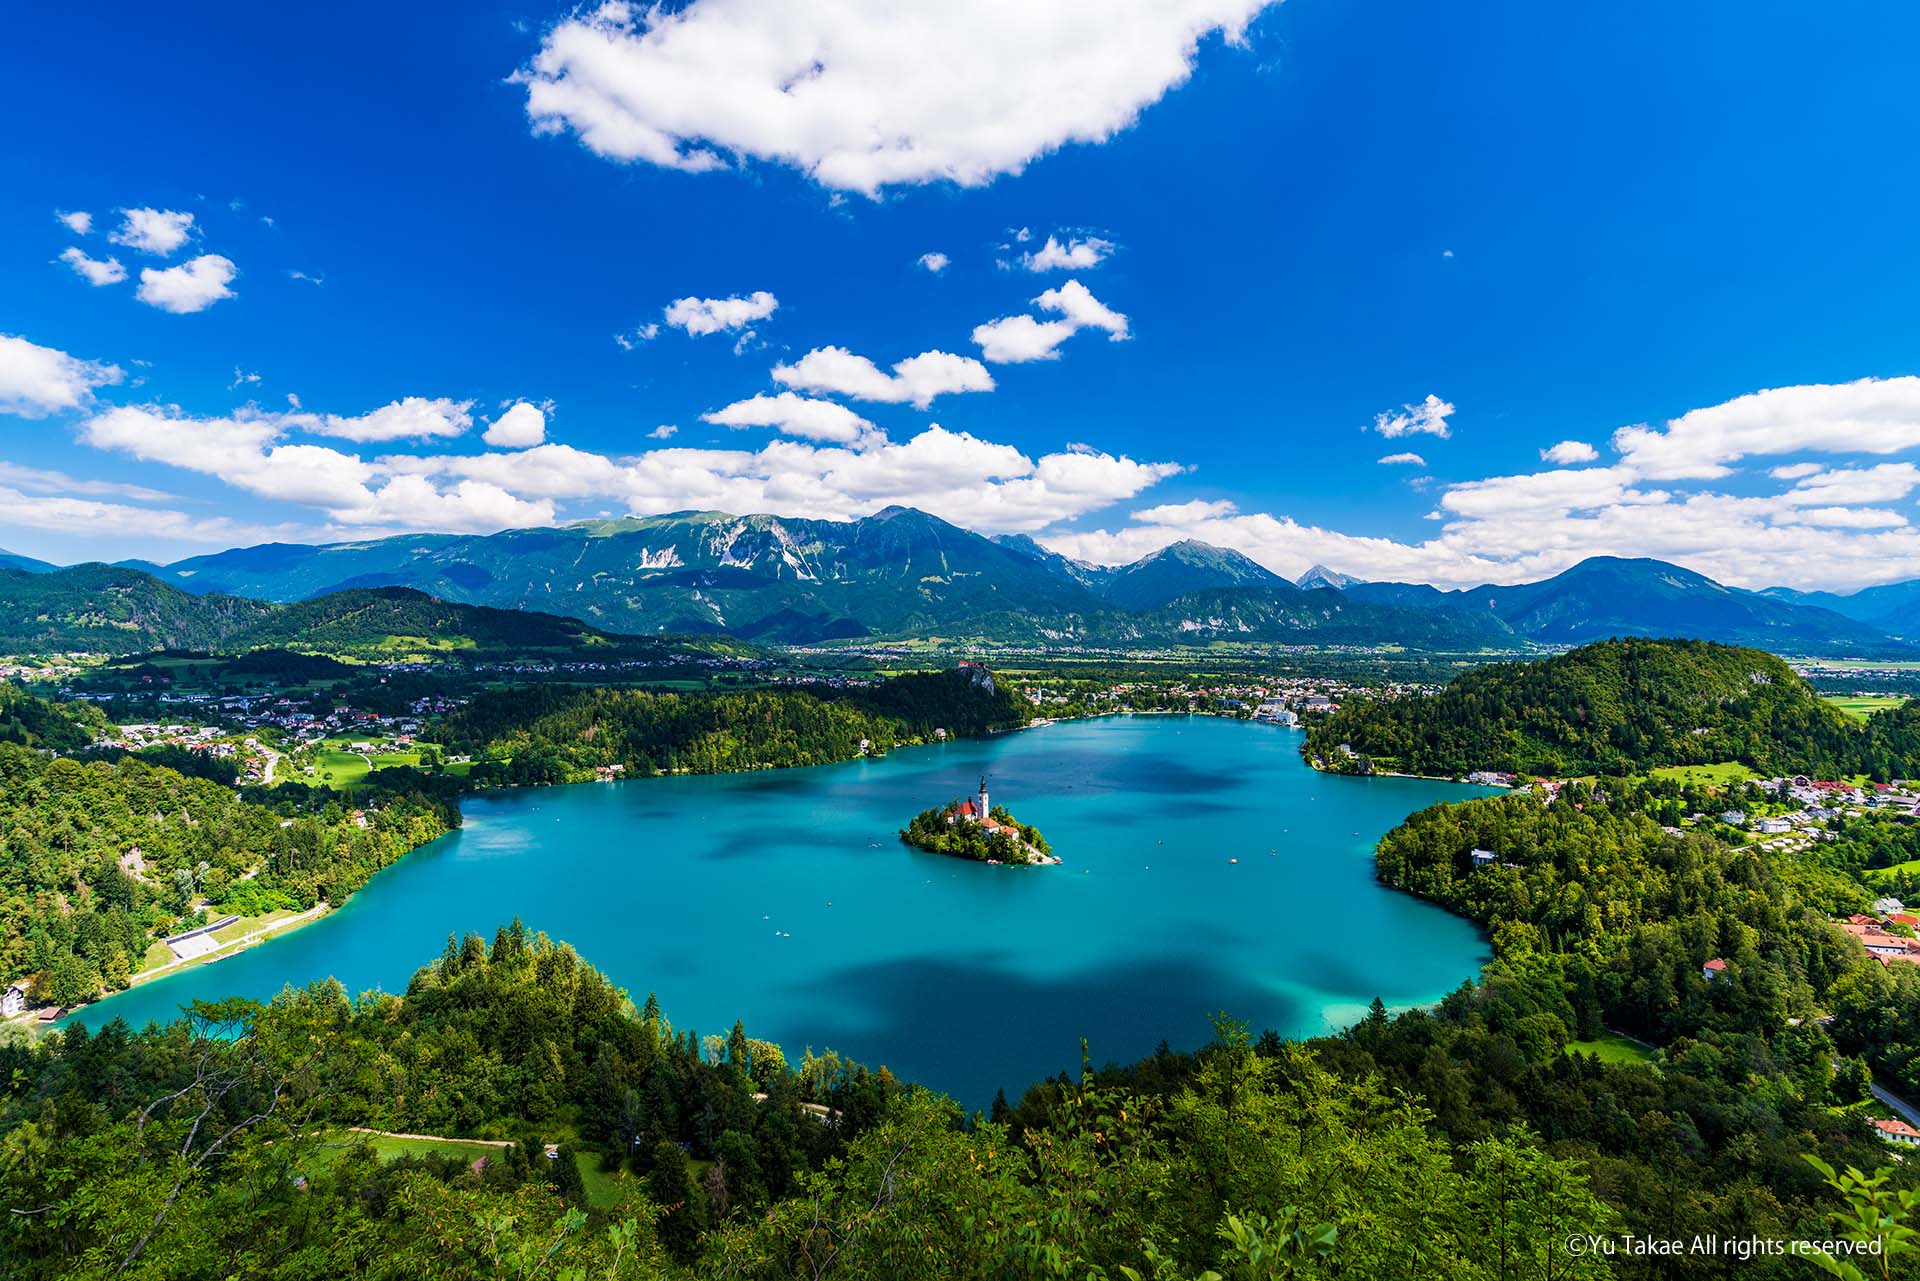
[784,952,1309,1106]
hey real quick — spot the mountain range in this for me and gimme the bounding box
[0,564,730,660]
[1,512,1913,656]
[1321,556,1904,654]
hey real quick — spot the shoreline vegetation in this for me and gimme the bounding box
[5,665,1041,1020]
[899,797,1058,866]
[13,644,1920,1272]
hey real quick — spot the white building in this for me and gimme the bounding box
[2,982,27,1018]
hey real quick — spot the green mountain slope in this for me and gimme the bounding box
[1303,637,1875,777]
[0,549,55,573]
[1099,539,1286,609]
[0,565,276,652]
[0,567,741,661]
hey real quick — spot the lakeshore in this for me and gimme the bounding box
[54,716,1496,1105]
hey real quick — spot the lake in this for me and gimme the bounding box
[62,716,1495,1105]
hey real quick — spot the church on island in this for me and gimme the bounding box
[948,777,1005,834]
[900,777,1060,866]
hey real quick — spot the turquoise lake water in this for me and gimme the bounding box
[62,716,1494,1105]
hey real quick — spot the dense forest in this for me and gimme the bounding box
[0,740,456,1005]
[443,666,1032,784]
[1304,637,1920,779]
[0,925,1637,1279]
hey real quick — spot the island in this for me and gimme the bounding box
[900,776,1059,865]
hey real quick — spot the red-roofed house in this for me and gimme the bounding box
[1874,1118,1920,1147]
[1702,958,1728,980]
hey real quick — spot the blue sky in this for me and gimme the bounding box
[5,0,1920,589]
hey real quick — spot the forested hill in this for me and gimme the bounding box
[441,664,1031,783]
[0,565,740,660]
[1303,637,1920,778]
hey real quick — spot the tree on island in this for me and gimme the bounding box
[900,800,1053,864]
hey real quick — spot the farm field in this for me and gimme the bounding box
[1824,695,1909,722]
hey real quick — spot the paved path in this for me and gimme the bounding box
[1872,1082,1920,1128]
[342,1127,516,1149]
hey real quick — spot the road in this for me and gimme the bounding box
[1872,1081,1920,1128]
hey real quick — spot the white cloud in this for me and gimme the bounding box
[972,279,1128,364]
[615,323,661,350]
[293,396,475,443]
[0,485,298,547]
[56,210,92,235]
[971,314,1078,363]
[917,252,950,273]
[1782,462,1920,507]
[288,269,324,286]
[484,401,548,448]
[136,255,238,313]
[519,0,1275,194]
[58,246,127,287]
[77,403,552,534]
[1540,439,1598,465]
[337,425,1181,536]
[0,460,175,503]
[0,334,123,418]
[1370,394,1455,439]
[229,367,261,390]
[1378,452,1425,466]
[702,392,876,443]
[110,208,195,256]
[1770,461,1824,480]
[663,291,778,336]
[648,424,678,439]
[1036,279,1128,337]
[1613,376,1920,480]
[1023,234,1114,271]
[773,345,993,407]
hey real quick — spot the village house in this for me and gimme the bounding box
[1702,958,1728,981]
[1469,848,1498,870]
[2,982,27,1018]
[1874,1118,1920,1147]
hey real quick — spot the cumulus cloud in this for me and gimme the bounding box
[59,247,128,286]
[1613,376,1920,480]
[1378,452,1425,466]
[1781,462,1920,508]
[1771,461,1824,480]
[77,403,550,534]
[917,252,950,273]
[1540,440,1598,465]
[1369,394,1455,439]
[1036,279,1128,337]
[293,397,475,443]
[615,323,660,350]
[1023,234,1114,271]
[519,0,1275,194]
[972,279,1127,363]
[971,314,1079,363]
[484,401,548,448]
[110,208,195,256]
[56,210,92,235]
[54,247,123,290]
[702,392,876,443]
[136,255,237,313]
[773,345,993,408]
[648,424,678,439]
[0,334,123,418]
[663,290,778,336]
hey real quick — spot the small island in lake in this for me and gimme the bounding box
[901,776,1059,866]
